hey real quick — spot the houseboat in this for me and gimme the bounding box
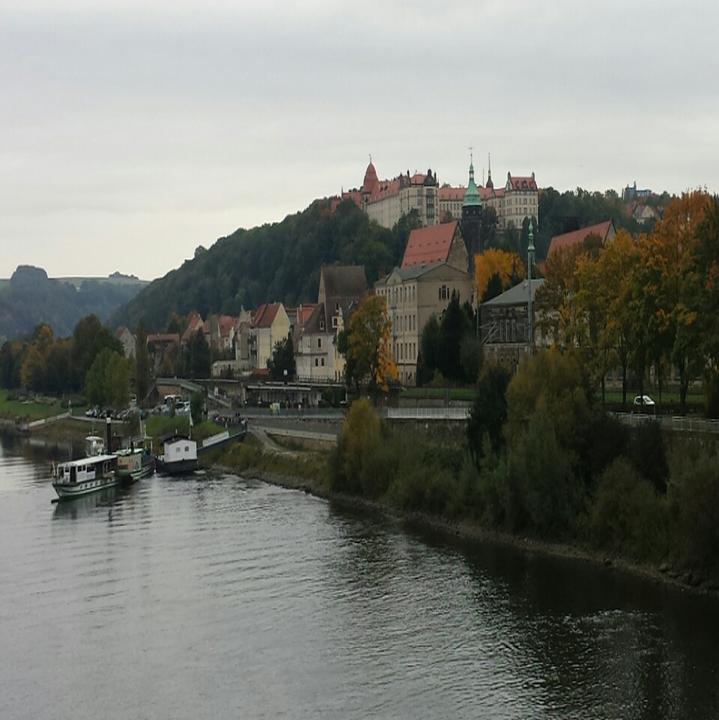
[52,434,118,499]
[156,433,198,475]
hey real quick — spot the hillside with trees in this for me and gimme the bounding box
[113,200,421,331]
[0,266,146,341]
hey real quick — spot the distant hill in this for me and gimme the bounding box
[112,200,417,331]
[0,266,148,341]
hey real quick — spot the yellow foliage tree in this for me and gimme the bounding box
[474,249,524,302]
[346,295,398,393]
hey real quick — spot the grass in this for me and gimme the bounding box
[219,435,331,492]
[0,389,69,420]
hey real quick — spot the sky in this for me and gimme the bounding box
[2,0,718,280]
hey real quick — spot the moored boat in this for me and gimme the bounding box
[115,446,155,483]
[156,433,198,476]
[52,434,118,499]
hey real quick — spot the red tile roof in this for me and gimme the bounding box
[218,315,235,337]
[181,311,204,343]
[506,173,538,191]
[438,186,465,201]
[401,221,458,268]
[297,303,318,328]
[252,303,282,329]
[548,220,614,257]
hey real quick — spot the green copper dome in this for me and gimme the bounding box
[463,161,481,207]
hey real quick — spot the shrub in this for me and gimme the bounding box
[506,409,580,537]
[626,420,668,493]
[331,398,382,496]
[587,457,669,562]
[506,348,590,454]
[467,364,511,463]
[669,447,719,576]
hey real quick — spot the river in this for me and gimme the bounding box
[1,431,718,719]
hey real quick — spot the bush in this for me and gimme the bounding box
[476,448,508,527]
[506,349,590,454]
[626,420,668,493]
[506,409,580,537]
[331,398,383,496]
[587,457,669,562]
[583,412,629,486]
[669,446,719,576]
[467,364,511,463]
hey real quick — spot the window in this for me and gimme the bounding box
[439,285,449,300]
[317,338,322,349]
[332,317,338,328]
[321,358,325,367]
[315,358,319,367]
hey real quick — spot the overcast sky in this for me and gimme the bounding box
[2,0,718,280]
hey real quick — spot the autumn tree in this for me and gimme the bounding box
[343,295,397,395]
[536,245,585,348]
[474,249,524,303]
[593,231,639,407]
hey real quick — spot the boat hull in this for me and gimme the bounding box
[116,458,155,483]
[53,474,117,499]
[156,458,198,476]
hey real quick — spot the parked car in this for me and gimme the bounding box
[633,395,656,412]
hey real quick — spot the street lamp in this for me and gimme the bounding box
[527,219,535,357]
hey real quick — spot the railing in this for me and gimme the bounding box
[609,412,719,435]
[383,407,471,421]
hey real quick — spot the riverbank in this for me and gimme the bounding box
[215,436,719,600]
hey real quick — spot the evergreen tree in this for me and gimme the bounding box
[267,333,296,381]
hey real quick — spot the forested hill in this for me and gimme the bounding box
[0,267,146,341]
[112,200,419,331]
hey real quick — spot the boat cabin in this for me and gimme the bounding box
[162,434,197,463]
[54,454,117,483]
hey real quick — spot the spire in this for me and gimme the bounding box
[463,151,481,208]
[486,152,494,189]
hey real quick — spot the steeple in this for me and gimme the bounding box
[463,151,481,208]
[486,152,494,190]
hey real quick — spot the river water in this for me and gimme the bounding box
[1,432,718,720]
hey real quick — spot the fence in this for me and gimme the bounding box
[383,407,471,421]
[609,412,719,435]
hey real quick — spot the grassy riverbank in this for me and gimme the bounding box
[0,389,72,421]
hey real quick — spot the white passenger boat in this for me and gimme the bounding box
[52,435,118,499]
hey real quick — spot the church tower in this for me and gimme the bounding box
[461,154,483,265]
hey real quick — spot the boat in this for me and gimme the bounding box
[115,445,155,483]
[115,421,155,483]
[156,433,198,475]
[52,434,118,499]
